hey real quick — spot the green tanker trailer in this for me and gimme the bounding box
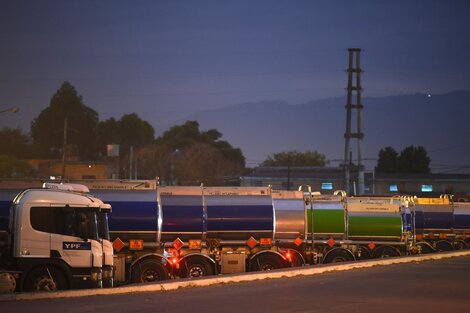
[300,189,412,262]
[272,188,411,263]
[345,197,409,258]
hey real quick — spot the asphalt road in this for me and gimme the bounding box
[1,256,470,313]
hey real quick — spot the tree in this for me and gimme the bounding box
[133,143,172,181]
[398,146,430,173]
[156,121,214,150]
[97,114,155,157]
[98,113,155,178]
[30,81,99,160]
[174,143,244,185]
[0,127,30,157]
[155,121,244,168]
[375,145,430,173]
[135,121,245,184]
[0,155,36,178]
[261,150,328,167]
[375,147,399,173]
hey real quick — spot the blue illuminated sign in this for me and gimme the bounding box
[421,185,433,192]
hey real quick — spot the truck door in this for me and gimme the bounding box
[48,206,101,269]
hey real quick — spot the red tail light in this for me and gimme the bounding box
[286,251,292,261]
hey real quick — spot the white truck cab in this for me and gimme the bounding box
[0,183,112,293]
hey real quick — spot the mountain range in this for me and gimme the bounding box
[161,90,470,172]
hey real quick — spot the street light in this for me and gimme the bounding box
[170,149,182,185]
[0,106,19,114]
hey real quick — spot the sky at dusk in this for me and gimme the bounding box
[1,1,469,169]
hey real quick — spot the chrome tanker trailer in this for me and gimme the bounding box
[160,185,293,278]
[90,184,300,284]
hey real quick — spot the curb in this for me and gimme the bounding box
[3,250,470,301]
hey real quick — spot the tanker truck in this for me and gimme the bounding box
[0,183,112,293]
[3,179,464,287]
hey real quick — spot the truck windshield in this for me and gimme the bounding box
[89,210,99,241]
[30,206,99,241]
[97,211,110,241]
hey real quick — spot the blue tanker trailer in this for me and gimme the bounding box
[413,195,470,251]
[453,201,470,248]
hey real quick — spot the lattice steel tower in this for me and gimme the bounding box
[343,48,365,195]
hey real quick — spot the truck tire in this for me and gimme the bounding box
[372,246,400,258]
[452,240,469,250]
[131,259,169,283]
[179,257,214,278]
[249,253,284,271]
[435,240,454,252]
[357,246,372,260]
[288,250,305,267]
[23,266,67,292]
[323,249,355,264]
[415,242,435,254]
[0,273,16,293]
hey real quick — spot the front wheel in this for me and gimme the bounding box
[131,259,169,283]
[23,266,67,292]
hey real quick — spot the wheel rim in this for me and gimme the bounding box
[331,256,348,263]
[188,265,206,278]
[141,269,160,282]
[261,263,276,271]
[33,275,57,291]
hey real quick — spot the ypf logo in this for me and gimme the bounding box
[63,242,91,250]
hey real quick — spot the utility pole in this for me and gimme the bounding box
[61,117,68,179]
[129,146,134,180]
[343,48,365,195]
